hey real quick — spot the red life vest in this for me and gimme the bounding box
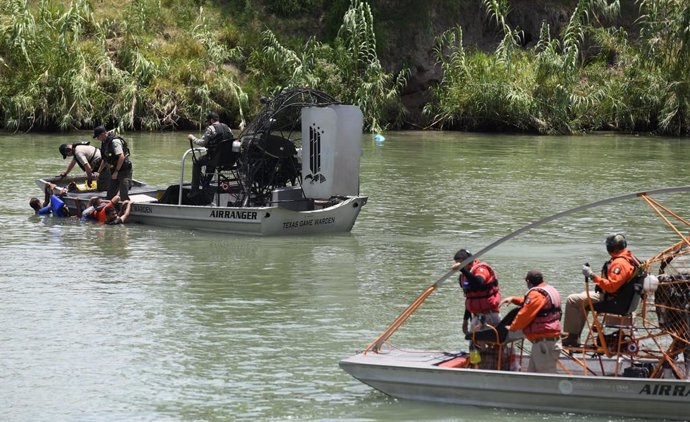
[94,201,115,223]
[460,261,500,314]
[522,284,562,337]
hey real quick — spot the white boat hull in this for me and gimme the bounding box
[129,195,367,235]
[340,349,690,420]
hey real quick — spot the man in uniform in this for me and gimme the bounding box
[94,126,133,201]
[562,234,641,347]
[187,111,234,199]
[502,270,562,373]
[58,142,110,191]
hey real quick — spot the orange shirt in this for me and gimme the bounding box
[593,249,638,294]
[508,288,560,341]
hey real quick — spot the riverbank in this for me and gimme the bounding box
[1,1,688,135]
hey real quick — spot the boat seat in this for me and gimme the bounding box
[586,277,644,357]
[592,275,644,316]
[201,139,240,203]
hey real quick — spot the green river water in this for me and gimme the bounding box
[1,130,689,421]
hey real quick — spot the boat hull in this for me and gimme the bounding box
[35,176,159,214]
[339,349,690,420]
[129,196,367,235]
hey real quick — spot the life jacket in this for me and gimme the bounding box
[94,201,115,223]
[522,284,562,337]
[207,122,234,150]
[460,261,500,314]
[101,134,131,166]
[50,195,68,217]
[600,254,643,299]
[73,142,100,171]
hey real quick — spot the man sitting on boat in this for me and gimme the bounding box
[501,270,563,373]
[562,234,642,347]
[58,142,110,192]
[187,111,234,200]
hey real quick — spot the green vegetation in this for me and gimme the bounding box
[425,0,690,135]
[1,0,689,135]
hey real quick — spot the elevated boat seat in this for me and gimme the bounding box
[201,139,240,204]
[592,275,644,316]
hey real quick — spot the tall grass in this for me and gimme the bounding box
[247,0,408,132]
[0,0,246,132]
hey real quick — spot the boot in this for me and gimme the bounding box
[561,333,581,348]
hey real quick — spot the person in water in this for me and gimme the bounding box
[105,200,132,225]
[29,183,70,217]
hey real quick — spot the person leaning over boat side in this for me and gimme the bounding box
[186,111,234,198]
[451,249,502,334]
[561,234,641,347]
[57,142,110,192]
[501,270,562,373]
[29,182,70,217]
[105,200,132,225]
[94,126,133,201]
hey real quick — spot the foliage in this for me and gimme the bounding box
[246,0,408,132]
[0,0,246,132]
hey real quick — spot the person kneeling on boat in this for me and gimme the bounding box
[561,234,641,347]
[451,248,502,334]
[501,270,563,373]
[29,183,70,217]
[58,142,110,192]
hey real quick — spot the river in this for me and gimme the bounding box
[1,130,689,421]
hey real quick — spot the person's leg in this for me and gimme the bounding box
[119,167,131,201]
[190,159,206,195]
[529,340,561,373]
[563,290,601,345]
[106,170,119,200]
[97,167,111,192]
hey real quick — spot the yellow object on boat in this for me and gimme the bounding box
[75,181,97,191]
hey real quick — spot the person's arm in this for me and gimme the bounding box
[119,201,132,223]
[507,291,547,331]
[111,152,125,180]
[593,258,636,294]
[462,309,471,335]
[501,296,524,307]
[460,267,485,288]
[188,125,216,147]
[60,160,77,178]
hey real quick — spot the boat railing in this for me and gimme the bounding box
[179,147,207,205]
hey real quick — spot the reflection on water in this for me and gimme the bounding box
[1,131,688,421]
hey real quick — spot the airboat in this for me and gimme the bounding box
[340,186,690,420]
[38,89,368,235]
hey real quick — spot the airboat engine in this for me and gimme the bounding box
[234,88,363,208]
[301,105,363,199]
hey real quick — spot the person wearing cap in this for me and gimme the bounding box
[561,234,641,347]
[501,270,562,373]
[58,142,109,191]
[93,126,133,201]
[186,111,234,199]
[451,249,502,335]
